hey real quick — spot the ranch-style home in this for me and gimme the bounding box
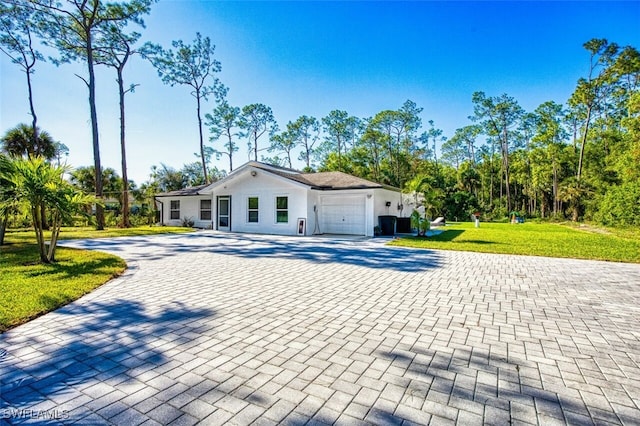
[155,161,406,237]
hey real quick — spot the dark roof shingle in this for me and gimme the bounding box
[298,172,384,190]
[252,165,386,190]
[156,162,400,196]
[155,183,209,197]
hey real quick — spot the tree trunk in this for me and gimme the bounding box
[226,129,233,171]
[571,118,578,152]
[552,165,559,217]
[0,213,7,246]
[47,211,61,262]
[576,105,592,183]
[118,68,130,228]
[40,202,49,230]
[253,130,258,162]
[489,162,493,209]
[196,89,209,183]
[337,136,342,172]
[26,59,49,230]
[501,127,512,212]
[26,63,38,146]
[86,35,104,230]
[32,205,48,263]
[304,136,311,169]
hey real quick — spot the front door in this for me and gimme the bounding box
[217,196,231,231]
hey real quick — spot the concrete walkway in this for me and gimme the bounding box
[1,232,640,425]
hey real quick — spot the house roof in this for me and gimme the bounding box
[158,162,400,195]
[155,183,210,197]
[246,162,398,191]
[294,171,384,190]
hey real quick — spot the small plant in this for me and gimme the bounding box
[410,209,430,237]
[181,216,195,227]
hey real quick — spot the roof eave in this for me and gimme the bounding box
[199,164,311,193]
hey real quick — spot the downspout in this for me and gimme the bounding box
[155,197,164,226]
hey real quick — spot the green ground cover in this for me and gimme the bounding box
[4,225,193,244]
[389,222,640,263]
[0,245,125,332]
[0,226,193,332]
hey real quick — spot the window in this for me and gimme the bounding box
[200,199,212,220]
[276,196,288,223]
[248,197,259,223]
[170,200,180,220]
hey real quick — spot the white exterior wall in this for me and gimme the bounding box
[372,188,404,234]
[157,168,403,237]
[157,196,213,228]
[373,188,405,219]
[213,171,309,236]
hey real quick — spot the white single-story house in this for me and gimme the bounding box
[155,161,407,237]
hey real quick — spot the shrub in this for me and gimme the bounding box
[594,181,640,226]
[410,210,430,236]
[181,216,195,227]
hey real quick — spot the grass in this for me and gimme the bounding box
[389,222,640,263]
[0,225,194,332]
[0,245,126,332]
[4,225,194,244]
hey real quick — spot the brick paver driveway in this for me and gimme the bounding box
[2,232,640,425]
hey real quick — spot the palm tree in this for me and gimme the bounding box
[422,185,444,221]
[1,156,95,262]
[0,154,18,245]
[404,174,444,220]
[1,123,56,159]
[558,178,587,222]
[1,124,62,230]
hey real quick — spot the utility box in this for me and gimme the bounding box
[396,217,411,233]
[378,215,397,236]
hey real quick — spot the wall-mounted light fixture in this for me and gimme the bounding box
[397,203,403,211]
[366,194,372,199]
[385,201,391,207]
[250,170,257,177]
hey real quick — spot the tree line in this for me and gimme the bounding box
[2,0,639,243]
[202,38,639,227]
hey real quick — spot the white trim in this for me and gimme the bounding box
[199,199,212,221]
[217,196,231,231]
[199,165,310,194]
[246,195,259,225]
[170,200,180,220]
[274,194,289,224]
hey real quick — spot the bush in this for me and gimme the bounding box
[130,213,150,227]
[594,182,640,226]
[410,210,430,236]
[443,190,479,222]
[181,216,195,227]
[105,211,119,227]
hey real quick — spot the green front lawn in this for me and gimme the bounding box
[0,226,194,332]
[0,244,126,332]
[4,225,194,244]
[389,222,640,263]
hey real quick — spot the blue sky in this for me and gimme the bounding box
[1,1,639,184]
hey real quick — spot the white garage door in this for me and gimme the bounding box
[320,195,366,235]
